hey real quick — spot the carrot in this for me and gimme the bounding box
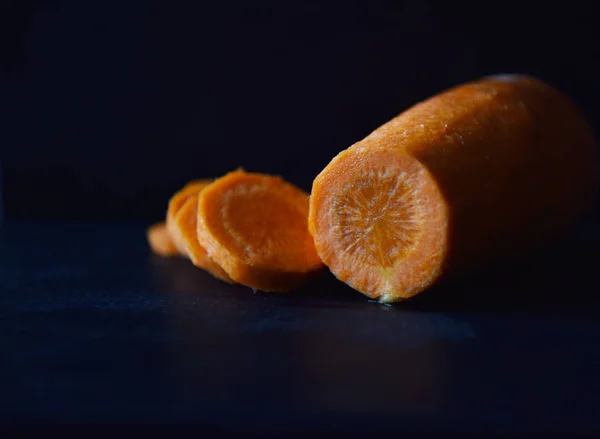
[166,179,213,255]
[197,170,323,291]
[309,74,598,303]
[147,221,178,256]
[174,195,234,283]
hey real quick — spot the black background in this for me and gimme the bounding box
[2,0,600,220]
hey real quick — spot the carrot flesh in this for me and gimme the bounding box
[147,221,178,256]
[174,196,234,283]
[197,170,323,291]
[309,74,598,303]
[166,180,213,255]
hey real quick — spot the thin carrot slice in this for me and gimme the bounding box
[166,180,213,255]
[197,170,323,291]
[147,221,178,256]
[309,75,598,303]
[174,195,234,283]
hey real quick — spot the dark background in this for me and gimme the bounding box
[2,0,600,220]
[3,2,600,432]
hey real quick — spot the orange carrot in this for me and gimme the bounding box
[197,170,323,291]
[147,221,178,256]
[174,195,234,283]
[309,74,598,303]
[166,180,213,255]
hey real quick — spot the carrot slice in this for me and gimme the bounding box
[147,221,178,256]
[174,195,234,283]
[166,180,213,255]
[197,170,323,291]
[309,74,598,303]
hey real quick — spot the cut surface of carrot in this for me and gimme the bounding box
[309,74,598,303]
[174,196,234,283]
[147,221,178,256]
[166,179,213,255]
[197,170,323,291]
[310,149,448,302]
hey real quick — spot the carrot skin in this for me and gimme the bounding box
[309,75,598,302]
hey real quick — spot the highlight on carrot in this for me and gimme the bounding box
[197,170,324,292]
[174,195,234,283]
[166,179,213,256]
[147,221,178,256]
[309,74,598,303]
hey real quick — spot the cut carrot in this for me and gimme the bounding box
[166,180,213,255]
[309,74,598,303]
[147,221,178,256]
[174,195,234,283]
[197,170,323,291]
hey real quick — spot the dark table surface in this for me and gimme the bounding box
[1,221,600,434]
